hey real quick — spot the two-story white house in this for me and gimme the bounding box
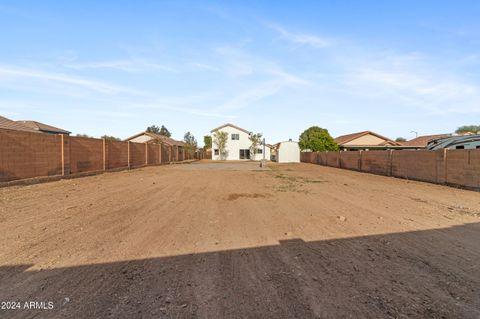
[210,123,270,161]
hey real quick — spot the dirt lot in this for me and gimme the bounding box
[0,161,479,318]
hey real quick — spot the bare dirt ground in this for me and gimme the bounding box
[0,161,479,318]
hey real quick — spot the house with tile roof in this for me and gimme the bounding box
[0,116,38,133]
[16,120,71,135]
[125,131,187,161]
[399,134,451,149]
[334,131,402,151]
[0,115,70,135]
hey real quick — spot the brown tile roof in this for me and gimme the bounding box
[210,123,251,134]
[0,115,39,133]
[400,134,452,147]
[125,131,186,146]
[334,131,400,146]
[16,120,70,134]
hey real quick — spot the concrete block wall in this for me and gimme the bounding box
[129,142,146,167]
[361,151,390,176]
[326,152,340,167]
[147,143,161,165]
[161,144,171,164]
[301,149,480,190]
[69,137,103,173]
[446,150,480,189]
[0,128,190,183]
[106,140,129,169]
[391,150,442,183]
[317,153,327,165]
[0,129,62,182]
[339,152,360,170]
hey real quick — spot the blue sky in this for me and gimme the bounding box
[1,1,480,144]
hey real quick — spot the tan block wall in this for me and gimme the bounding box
[339,152,360,170]
[391,150,442,183]
[161,144,170,164]
[106,140,128,169]
[69,137,103,173]
[361,151,390,176]
[0,130,194,184]
[300,149,480,190]
[129,142,146,167]
[326,152,340,167]
[0,129,62,182]
[446,150,480,189]
[317,153,327,165]
[147,144,160,165]
[178,148,184,162]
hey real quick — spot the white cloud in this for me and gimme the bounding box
[131,102,237,119]
[216,80,283,111]
[267,23,330,48]
[190,62,222,72]
[0,65,143,95]
[64,60,177,73]
[330,48,480,114]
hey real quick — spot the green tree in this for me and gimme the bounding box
[146,125,160,134]
[203,135,212,150]
[146,125,171,137]
[455,125,480,135]
[183,131,197,151]
[102,135,121,141]
[76,133,92,138]
[395,137,407,142]
[159,125,172,137]
[299,126,339,152]
[248,132,263,160]
[213,131,228,160]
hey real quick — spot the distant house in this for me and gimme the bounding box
[0,115,70,135]
[210,123,270,160]
[125,131,185,146]
[271,140,300,163]
[399,134,451,149]
[124,131,186,161]
[335,131,401,151]
[0,115,38,133]
[16,120,70,135]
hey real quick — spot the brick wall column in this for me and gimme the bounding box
[102,138,106,171]
[127,141,131,169]
[388,149,394,176]
[159,143,162,164]
[444,148,448,184]
[359,150,363,172]
[145,143,148,165]
[61,134,71,176]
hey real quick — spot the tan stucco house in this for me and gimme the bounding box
[335,131,401,151]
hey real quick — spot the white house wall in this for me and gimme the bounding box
[211,125,270,161]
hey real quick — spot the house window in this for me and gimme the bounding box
[256,148,263,154]
[214,149,219,155]
[456,145,465,149]
[231,134,240,140]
